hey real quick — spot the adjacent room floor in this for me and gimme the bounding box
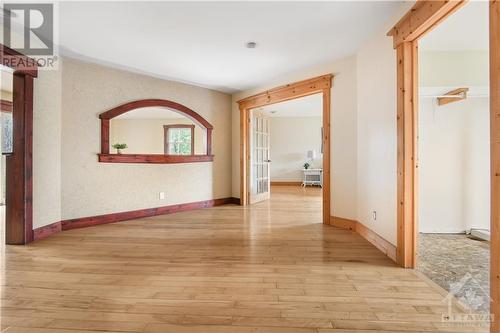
[417,233,490,314]
[0,187,488,332]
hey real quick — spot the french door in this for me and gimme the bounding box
[250,112,270,204]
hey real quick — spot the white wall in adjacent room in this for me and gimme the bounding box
[269,116,323,182]
[418,49,490,233]
[418,92,490,233]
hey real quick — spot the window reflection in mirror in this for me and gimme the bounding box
[109,107,207,155]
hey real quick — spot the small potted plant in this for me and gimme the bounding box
[112,143,128,154]
[303,162,310,170]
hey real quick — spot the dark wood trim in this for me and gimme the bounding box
[270,181,302,186]
[99,99,213,129]
[98,153,214,164]
[1,43,37,245]
[0,100,13,112]
[163,124,195,155]
[33,221,61,241]
[0,44,38,77]
[62,197,239,230]
[206,128,213,156]
[99,99,213,164]
[101,119,109,154]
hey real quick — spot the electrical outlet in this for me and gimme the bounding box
[159,192,166,200]
[372,210,377,221]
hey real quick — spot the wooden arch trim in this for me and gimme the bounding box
[99,99,213,130]
[99,99,214,164]
[0,44,38,244]
[237,74,333,225]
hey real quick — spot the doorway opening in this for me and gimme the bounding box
[415,1,490,314]
[237,74,332,224]
[247,94,323,218]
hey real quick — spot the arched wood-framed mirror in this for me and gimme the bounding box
[98,99,214,164]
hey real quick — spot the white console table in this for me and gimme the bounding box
[301,168,323,187]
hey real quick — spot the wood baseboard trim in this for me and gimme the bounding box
[329,216,357,231]
[33,221,62,241]
[330,216,397,263]
[61,197,240,231]
[356,222,397,262]
[270,181,302,186]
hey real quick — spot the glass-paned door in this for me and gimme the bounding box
[250,112,270,204]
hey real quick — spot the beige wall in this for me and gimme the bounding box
[356,2,413,245]
[1,90,12,101]
[418,50,490,233]
[110,118,206,155]
[419,95,490,233]
[33,68,63,228]
[232,56,358,220]
[61,58,232,220]
[420,51,489,87]
[269,116,323,182]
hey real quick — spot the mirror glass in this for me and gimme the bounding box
[109,107,207,155]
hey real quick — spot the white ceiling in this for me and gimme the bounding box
[255,93,322,118]
[115,107,186,120]
[419,1,489,51]
[59,1,403,93]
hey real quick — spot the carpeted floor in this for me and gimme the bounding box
[417,233,490,313]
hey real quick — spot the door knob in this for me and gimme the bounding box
[265,159,271,162]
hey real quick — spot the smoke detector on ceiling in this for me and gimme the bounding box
[246,42,257,49]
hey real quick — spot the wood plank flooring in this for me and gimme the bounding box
[0,187,488,332]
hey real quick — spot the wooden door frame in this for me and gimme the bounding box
[387,0,467,268]
[237,74,333,224]
[389,1,499,331]
[0,44,38,244]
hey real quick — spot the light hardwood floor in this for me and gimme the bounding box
[0,187,488,332]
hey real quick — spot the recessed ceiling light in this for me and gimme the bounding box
[246,42,257,49]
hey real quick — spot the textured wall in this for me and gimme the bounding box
[61,58,232,220]
[33,69,63,228]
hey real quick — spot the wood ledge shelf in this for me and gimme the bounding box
[98,154,214,164]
